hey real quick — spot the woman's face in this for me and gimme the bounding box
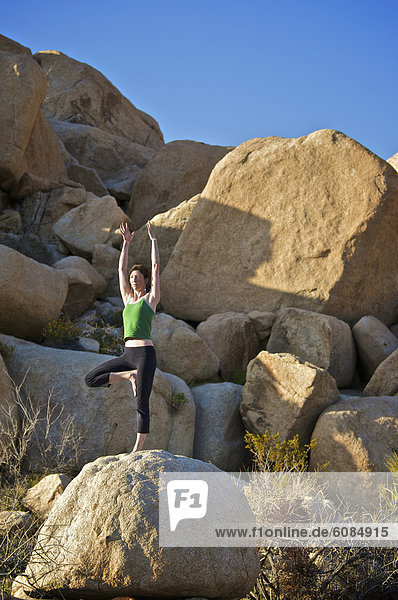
[130,269,148,293]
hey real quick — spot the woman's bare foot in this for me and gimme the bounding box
[129,371,137,397]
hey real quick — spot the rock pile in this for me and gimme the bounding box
[1,33,398,486]
[3,28,398,600]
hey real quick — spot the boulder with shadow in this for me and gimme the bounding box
[161,130,398,325]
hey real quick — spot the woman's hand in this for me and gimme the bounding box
[146,221,157,241]
[120,222,135,245]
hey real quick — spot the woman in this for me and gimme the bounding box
[85,221,160,452]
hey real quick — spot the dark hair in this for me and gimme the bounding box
[128,264,151,292]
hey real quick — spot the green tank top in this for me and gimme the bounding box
[123,297,155,341]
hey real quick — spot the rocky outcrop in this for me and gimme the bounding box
[352,316,398,379]
[197,312,259,377]
[309,396,398,471]
[161,130,398,324]
[0,246,68,339]
[17,450,260,599]
[127,195,199,272]
[0,334,195,468]
[0,35,66,186]
[363,349,398,396]
[151,313,219,384]
[22,473,71,518]
[33,50,164,150]
[267,308,356,387]
[53,193,131,259]
[128,140,232,227]
[192,382,248,471]
[49,119,155,192]
[240,351,340,444]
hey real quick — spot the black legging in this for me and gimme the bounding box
[85,346,156,434]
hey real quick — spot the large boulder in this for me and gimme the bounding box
[151,313,219,384]
[161,130,398,324]
[240,351,340,444]
[0,246,68,339]
[197,312,259,377]
[17,450,260,599]
[363,349,398,396]
[0,334,195,469]
[309,396,398,471]
[267,308,356,387]
[192,382,248,471]
[49,120,155,191]
[34,50,164,150]
[0,35,66,185]
[128,140,233,227]
[53,256,107,296]
[53,193,131,259]
[352,315,398,379]
[127,195,199,272]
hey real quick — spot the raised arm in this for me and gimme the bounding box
[147,221,160,307]
[119,222,134,306]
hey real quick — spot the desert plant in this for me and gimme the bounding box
[41,315,80,348]
[240,440,398,600]
[243,546,398,600]
[0,371,83,600]
[244,430,323,473]
[171,392,187,410]
[386,450,398,473]
[0,371,81,483]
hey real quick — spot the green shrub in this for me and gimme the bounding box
[244,430,326,472]
[41,315,80,347]
[386,450,398,472]
[171,392,187,410]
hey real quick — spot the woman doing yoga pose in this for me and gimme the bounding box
[85,221,160,451]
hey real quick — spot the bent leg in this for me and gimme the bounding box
[85,353,132,388]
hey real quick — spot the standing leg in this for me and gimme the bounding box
[129,347,156,451]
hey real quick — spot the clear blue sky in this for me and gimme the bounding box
[2,0,397,159]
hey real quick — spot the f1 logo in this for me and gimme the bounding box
[167,480,208,531]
